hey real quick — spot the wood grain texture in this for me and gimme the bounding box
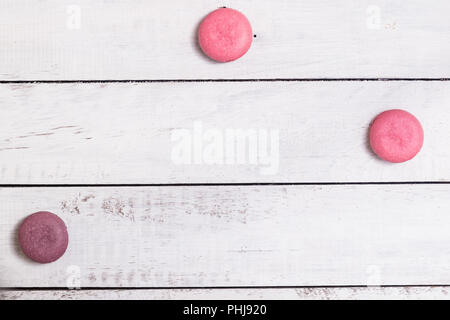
[3,287,450,300]
[2,185,450,288]
[1,0,450,299]
[0,82,449,184]
[0,0,449,80]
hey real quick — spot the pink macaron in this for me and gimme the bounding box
[369,109,424,163]
[18,211,69,263]
[198,8,253,62]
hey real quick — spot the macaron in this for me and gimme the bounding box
[369,109,424,163]
[198,8,253,62]
[18,211,69,263]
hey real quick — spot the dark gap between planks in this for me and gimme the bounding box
[0,78,450,84]
[3,284,450,291]
[0,181,450,188]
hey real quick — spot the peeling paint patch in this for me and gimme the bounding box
[101,197,135,221]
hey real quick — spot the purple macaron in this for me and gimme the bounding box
[18,211,69,263]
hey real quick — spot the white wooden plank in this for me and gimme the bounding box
[2,185,450,287]
[0,82,449,183]
[0,0,449,80]
[3,287,450,300]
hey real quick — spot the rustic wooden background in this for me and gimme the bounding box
[1,0,450,300]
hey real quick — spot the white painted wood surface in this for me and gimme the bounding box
[1,0,450,300]
[2,185,450,288]
[1,81,449,184]
[0,0,449,80]
[3,287,450,300]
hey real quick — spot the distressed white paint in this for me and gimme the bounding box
[2,185,450,288]
[3,287,450,300]
[1,82,449,184]
[1,0,450,299]
[0,0,449,80]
